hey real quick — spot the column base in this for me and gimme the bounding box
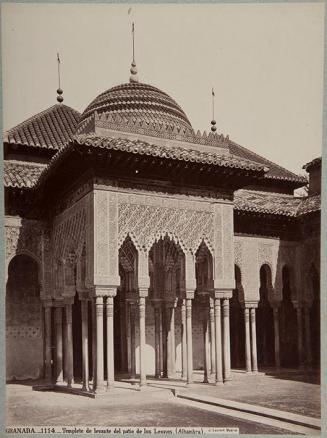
[215,380,224,386]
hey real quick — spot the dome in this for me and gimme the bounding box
[77,82,193,137]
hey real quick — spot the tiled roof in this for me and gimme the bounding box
[4,160,46,188]
[229,140,307,185]
[35,134,267,189]
[73,134,267,170]
[235,189,320,217]
[4,104,80,150]
[296,194,321,216]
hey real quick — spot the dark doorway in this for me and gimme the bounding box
[230,266,245,369]
[256,265,275,367]
[279,266,297,367]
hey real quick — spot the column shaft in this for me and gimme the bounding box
[139,296,146,386]
[95,296,104,391]
[250,308,258,373]
[162,303,168,378]
[166,305,176,378]
[106,297,115,389]
[181,300,187,380]
[81,300,89,391]
[126,302,131,374]
[203,305,210,383]
[296,306,304,367]
[65,304,74,388]
[186,298,193,384]
[209,298,216,375]
[91,300,96,391]
[214,298,223,383]
[154,307,161,378]
[44,306,52,382]
[130,304,136,379]
[244,308,252,372]
[273,307,280,368]
[54,307,63,384]
[222,298,231,381]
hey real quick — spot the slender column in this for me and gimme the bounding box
[166,304,176,378]
[106,296,115,389]
[65,303,74,388]
[162,303,168,378]
[130,303,136,379]
[126,301,131,374]
[92,299,97,391]
[222,298,231,381]
[250,308,258,373]
[203,305,210,383]
[304,306,313,367]
[209,298,216,375]
[44,306,52,382]
[54,307,63,384]
[296,306,304,367]
[159,306,163,376]
[181,300,187,380]
[214,298,223,384]
[119,300,127,372]
[244,307,252,373]
[186,298,193,384]
[139,296,146,386]
[81,300,89,391]
[95,296,104,391]
[273,307,281,368]
[154,306,161,378]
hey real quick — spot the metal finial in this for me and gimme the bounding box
[57,53,63,103]
[130,22,139,83]
[211,87,216,132]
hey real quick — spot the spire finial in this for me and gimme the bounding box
[211,87,216,132]
[130,22,139,83]
[57,53,64,103]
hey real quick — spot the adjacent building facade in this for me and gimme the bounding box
[4,64,321,393]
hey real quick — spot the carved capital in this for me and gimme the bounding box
[94,286,117,298]
[138,288,149,298]
[244,300,259,309]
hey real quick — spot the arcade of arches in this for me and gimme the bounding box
[5,211,320,393]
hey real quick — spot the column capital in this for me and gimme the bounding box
[213,288,233,299]
[186,289,195,300]
[42,299,53,308]
[244,301,259,309]
[292,300,304,309]
[93,286,117,298]
[53,299,65,308]
[138,288,149,298]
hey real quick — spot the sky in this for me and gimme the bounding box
[1,3,325,175]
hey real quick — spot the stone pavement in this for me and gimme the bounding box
[6,369,320,435]
[146,369,320,418]
[6,383,295,435]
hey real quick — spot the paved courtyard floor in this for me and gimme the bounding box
[6,369,320,435]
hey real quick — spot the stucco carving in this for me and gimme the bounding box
[118,202,214,253]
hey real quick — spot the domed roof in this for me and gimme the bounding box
[77,82,193,136]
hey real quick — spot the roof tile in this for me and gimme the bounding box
[4,104,80,150]
[4,161,46,188]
